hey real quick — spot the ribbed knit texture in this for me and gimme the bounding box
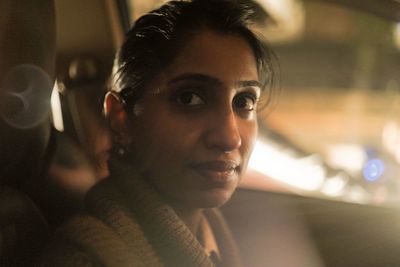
[40,155,243,267]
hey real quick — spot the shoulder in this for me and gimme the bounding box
[40,214,138,267]
[56,214,120,248]
[39,215,104,266]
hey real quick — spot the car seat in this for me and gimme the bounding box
[0,0,56,264]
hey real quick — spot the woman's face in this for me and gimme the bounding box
[127,30,260,209]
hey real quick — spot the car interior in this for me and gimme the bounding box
[1,0,400,266]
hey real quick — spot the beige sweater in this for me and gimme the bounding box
[41,158,243,267]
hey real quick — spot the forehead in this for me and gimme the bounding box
[164,30,258,84]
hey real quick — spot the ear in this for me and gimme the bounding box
[104,92,132,145]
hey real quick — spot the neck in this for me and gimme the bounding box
[174,207,204,236]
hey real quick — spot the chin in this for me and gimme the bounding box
[193,188,236,208]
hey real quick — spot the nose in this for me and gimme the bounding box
[204,108,242,152]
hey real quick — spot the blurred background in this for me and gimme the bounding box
[122,0,400,206]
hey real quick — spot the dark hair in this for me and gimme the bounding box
[113,0,278,111]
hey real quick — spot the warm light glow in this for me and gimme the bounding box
[248,139,374,204]
[325,144,366,175]
[321,173,348,197]
[394,23,400,50]
[249,140,325,191]
[382,120,400,165]
[51,82,64,132]
[346,185,369,204]
[257,0,305,42]
[382,120,398,155]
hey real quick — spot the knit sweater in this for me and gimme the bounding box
[41,157,243,267]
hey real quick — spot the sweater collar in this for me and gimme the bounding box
[90,153,217,267]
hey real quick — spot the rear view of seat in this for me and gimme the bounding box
[0,0,56,264]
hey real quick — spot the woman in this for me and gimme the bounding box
[42,0,276,266]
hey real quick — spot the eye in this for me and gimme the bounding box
[233,93,257,112]
[177,91,206,106]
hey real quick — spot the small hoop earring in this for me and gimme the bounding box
[112,142,133,160]
[117,146,126,156]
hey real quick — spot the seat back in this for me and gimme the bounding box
[0,0,56,264]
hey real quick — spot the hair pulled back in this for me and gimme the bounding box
[113,0,277,111]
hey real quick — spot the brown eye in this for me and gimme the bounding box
[177,91,205,106]
[233,93,257,112]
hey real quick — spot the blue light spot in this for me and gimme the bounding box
[363,159,384,182]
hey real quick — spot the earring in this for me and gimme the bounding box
[113,133,125,153]
[116,144,126,156]
[112,141,133,160]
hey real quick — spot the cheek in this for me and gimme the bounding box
[130,121,165,170]
[241,120,258,164]
[130,112,193,172]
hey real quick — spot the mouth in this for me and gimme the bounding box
[189,160,240,184]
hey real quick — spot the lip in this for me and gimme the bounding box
[190,160,240,184]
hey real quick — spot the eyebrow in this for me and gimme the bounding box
[167,73,261,89]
